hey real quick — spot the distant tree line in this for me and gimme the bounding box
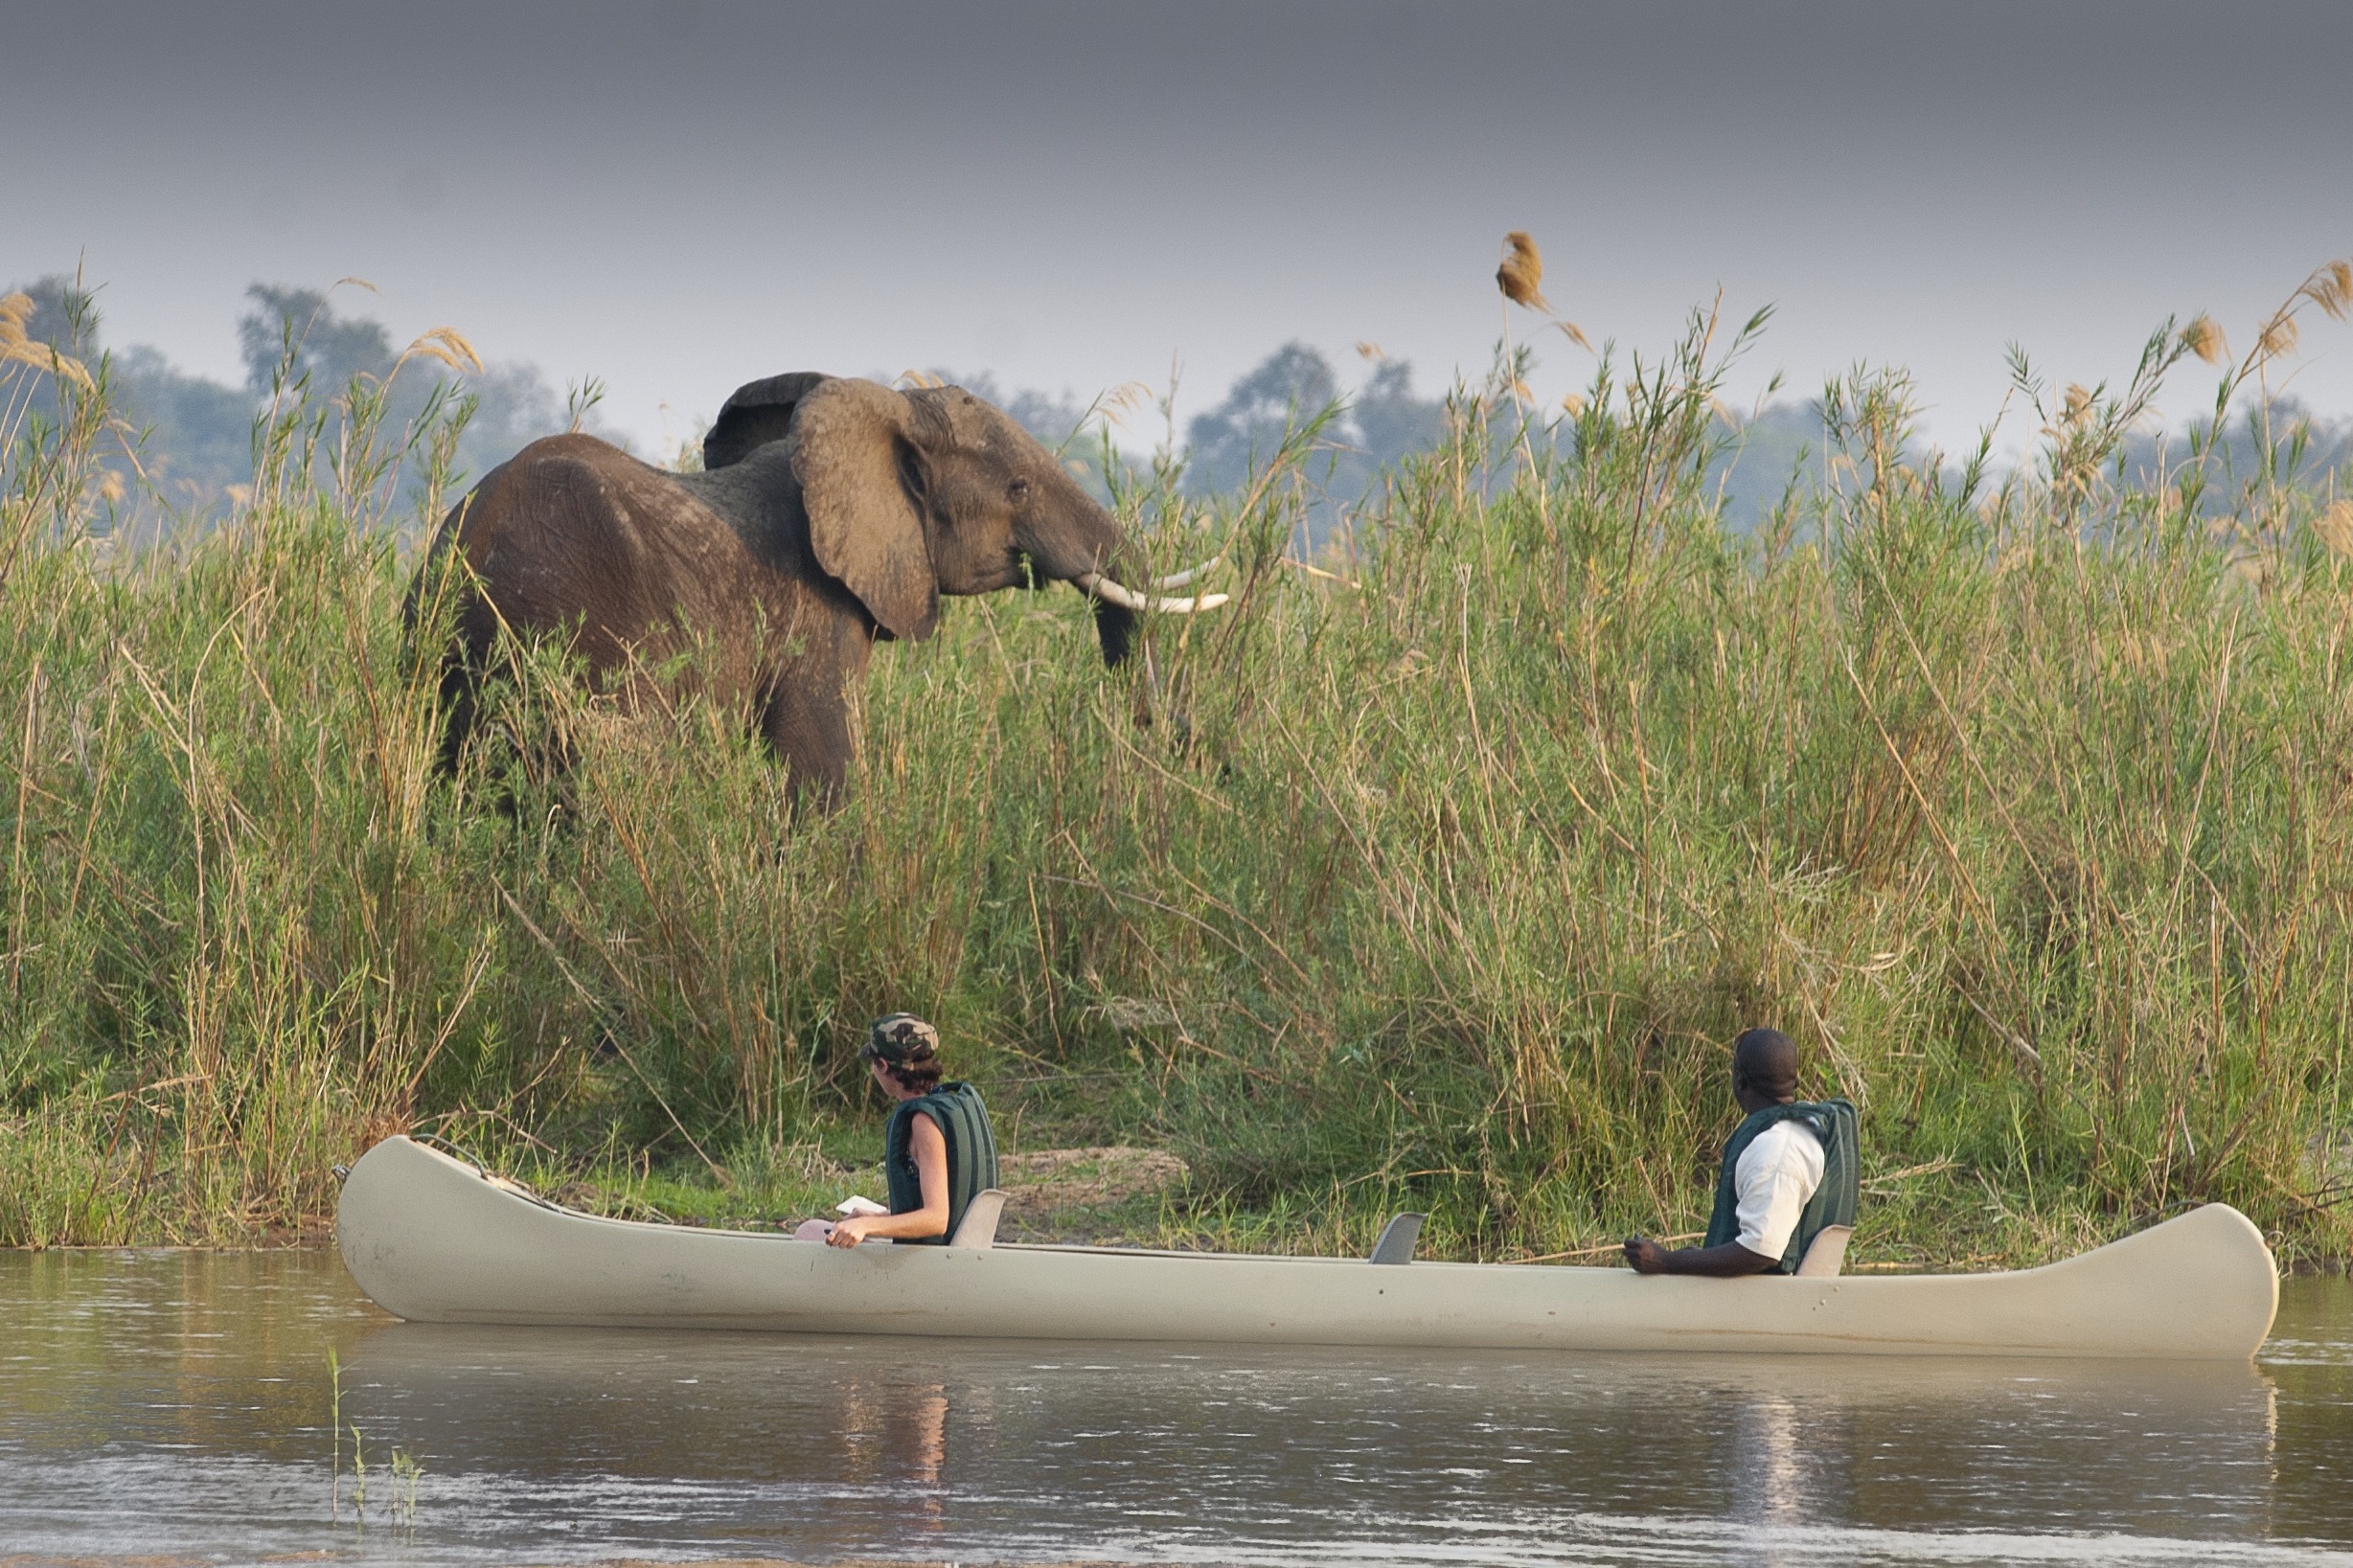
[951,344,1454,554]
[13,273,2346,551]
[1702,396,2353,537]
[9,277,573,539]
[8,277,1470,551]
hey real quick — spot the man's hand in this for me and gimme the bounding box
[1622,1235,1780,1277]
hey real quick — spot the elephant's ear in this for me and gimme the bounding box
[790,378,939,641]
[704,371,833,469]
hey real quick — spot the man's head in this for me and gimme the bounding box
[861,1012,944,1095]
[1730,1027,1799,1111]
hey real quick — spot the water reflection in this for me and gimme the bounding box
[1,1250,2348,1565]
[1734,1393,1806,1565]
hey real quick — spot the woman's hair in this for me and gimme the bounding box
[886,1056,944,1094]
[864,1012,944,1094]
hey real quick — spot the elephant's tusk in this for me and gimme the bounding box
[1150,554,1225,591]
[1074,572,1229,614]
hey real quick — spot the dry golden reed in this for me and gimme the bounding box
[2317,499,2353,560]
[1093,380,1153,427]
[1496,231,1549,312]
[2182,314,2228,365]
[0,291,95,389]
[2301,260,2353,322]
[1493,233,1591,351]
[397,326,484,377]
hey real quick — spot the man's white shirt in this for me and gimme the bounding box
[1733,1119,1825,1261]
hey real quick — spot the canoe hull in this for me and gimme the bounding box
[336,1136,2277,1359]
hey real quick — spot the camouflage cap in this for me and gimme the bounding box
[862,1013,940,1065]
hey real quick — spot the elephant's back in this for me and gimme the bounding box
[438,434,773,667]
[461,434,677,559]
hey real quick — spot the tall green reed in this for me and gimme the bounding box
[2,274,2348,1265]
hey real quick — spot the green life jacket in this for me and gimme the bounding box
[1702,1098,1859,1275]
[883,1081,1000,1245]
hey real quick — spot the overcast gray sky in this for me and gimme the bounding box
[6,0,2349,453]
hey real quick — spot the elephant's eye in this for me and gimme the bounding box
[1007,477,1033,504]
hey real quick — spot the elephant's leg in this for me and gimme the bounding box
[404,556,490,777]
[756,610,875,808]
[431,646,482,774]
[760,670,855,807]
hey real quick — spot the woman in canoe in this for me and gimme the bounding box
[822,1014,1000,1248]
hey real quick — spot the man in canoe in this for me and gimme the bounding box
[1623,1027,1858,1277]
[822,1013,1001,1249]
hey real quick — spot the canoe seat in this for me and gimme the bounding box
[948,1189,1009,1249]
[1795,1224,1852,1278]
[1369,1212,1426,1265]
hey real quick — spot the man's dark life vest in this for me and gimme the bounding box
[883,1081,1000,1245]
[1701,1098,1859,1275]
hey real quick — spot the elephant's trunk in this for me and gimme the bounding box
[1069,554,1228,667]
[1092,598,1138,667]
[1022,501,1225,665]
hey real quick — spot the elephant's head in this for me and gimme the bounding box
[704,374,1222,666]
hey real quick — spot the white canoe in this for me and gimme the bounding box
[336,1134,2279,1360]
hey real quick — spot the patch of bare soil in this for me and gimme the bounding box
[995,1146,1190,1242]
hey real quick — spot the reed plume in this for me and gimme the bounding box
[2182,315,2228,365]
[0,292,94,389]
[397,327,484,376]
[1496,231,1549,311]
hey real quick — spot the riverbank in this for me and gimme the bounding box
[3,305,2349,1266]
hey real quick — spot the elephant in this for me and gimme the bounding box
[408,373,1222,801]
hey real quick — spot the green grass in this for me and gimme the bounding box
[3,289,2350,1269]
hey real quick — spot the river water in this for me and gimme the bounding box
[1,1249,2348,1566]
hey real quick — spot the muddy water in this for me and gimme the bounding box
[1,1249,2348,1566]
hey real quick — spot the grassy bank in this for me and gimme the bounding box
[3,287,2351,1267]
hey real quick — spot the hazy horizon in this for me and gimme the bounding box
[7,0,2351,457]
